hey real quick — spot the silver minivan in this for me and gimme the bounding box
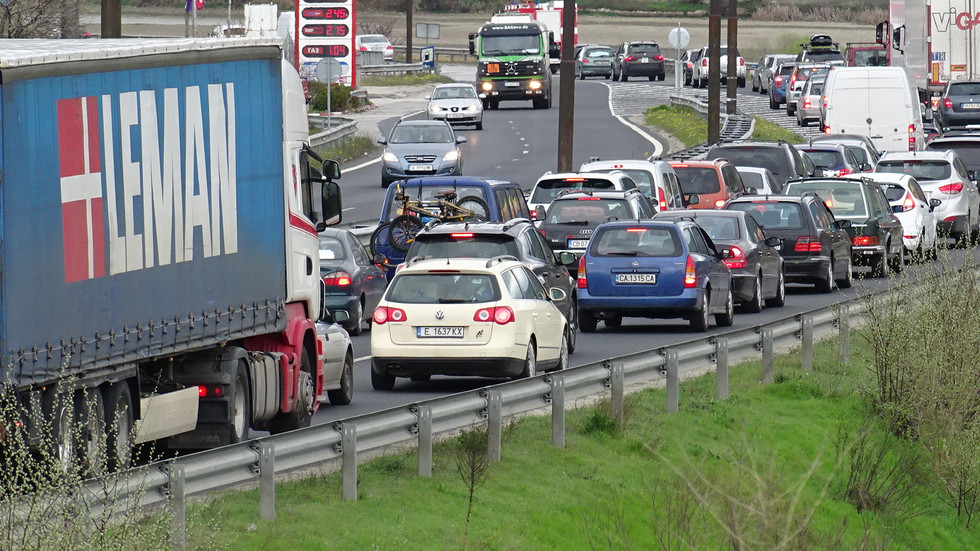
[579,159,685,212]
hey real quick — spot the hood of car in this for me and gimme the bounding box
[386,143,459,157]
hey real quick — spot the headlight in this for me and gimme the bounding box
[529,80,542,90]
[481,82,493,92]
[383,152,398,163]
[443,150,460,162]
[428,105,439,114]
[469,103,482,112]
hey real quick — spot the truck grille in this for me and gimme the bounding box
[404,155,437,163]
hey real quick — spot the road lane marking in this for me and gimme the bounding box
[601,82,664,158]
[345,110,426,173]
[355,355,371,363]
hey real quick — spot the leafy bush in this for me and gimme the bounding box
[307,82,363,113]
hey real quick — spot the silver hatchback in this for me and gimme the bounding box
[795,75,825,127]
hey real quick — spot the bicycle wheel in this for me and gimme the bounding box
[387,215,424,253]
[370,222,391,257]
[456,195,491,222]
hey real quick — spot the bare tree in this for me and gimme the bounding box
[0,0,69,38]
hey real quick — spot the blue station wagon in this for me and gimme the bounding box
[576,219,734,332]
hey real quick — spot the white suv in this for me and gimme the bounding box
[875,150,980,241]
[578,159,685,211]
[692,44,746,89]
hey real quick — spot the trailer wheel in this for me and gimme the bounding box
[231,361,251,443]
[103,383,134,471]
[268,348,314,434]
[51,390,79,474]
[79,387,107,477]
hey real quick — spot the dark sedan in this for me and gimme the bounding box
[319,229,389,336]
[655,210,785,312]
[936,80,980,130]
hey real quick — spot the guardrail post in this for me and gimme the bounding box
[716,337,729,400]
[487,389,502,463]
[551,374,565,448]
[762,328,774,384]
[801,314,814,372]
[418,405,433,477]
[610,361,624,424]
[168,462,186,549]
[342,423,357,501]
[666,349,679,413]
[838,304,850,363]
[259,441,275,521]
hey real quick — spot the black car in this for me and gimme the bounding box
[783,178,904,277]
[612,41,666,81]
[538,189,656,267]
[927,135,980,176]
[725,194,852,292]
[319,228,389,335]
[654,210,786,312]
[794,144,870,176]
[704,141,811,187]
[936,80,980,130]
[402,219,580,350]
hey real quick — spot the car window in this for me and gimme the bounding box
[546,198,631,223]
[882,184,907,202]
[738,170,764,190]
[495,188,516,220]
[586,48,612,59]
[806,201,826,228]
[319,236,346,262]
[844,145,869,166]
[592,226,681,257]
[876,160,952,181]
[666,173,685,208]
[519,229,548,262]
[674,166,721,195]
[729,201,805,229]
[909,178,928,202]
[707,147,791,180]
[723,165,745,193]
[954,157,971,180]
[409,234,519,261]
[948,82,980,95]
[693,215,740,241]
[803,150,842,169]
[530,229,558,263]
[347,234,372,265]
[870,188,887,217]
[509,266,547,300]
[387,273,500,304]
[628,43,661,55]
[786,182,869,219]
[843,149,860,168]
[744,215,766,244]
[531,178,616,203]
[512,188,531,218]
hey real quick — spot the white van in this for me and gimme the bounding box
[822,67,924,153]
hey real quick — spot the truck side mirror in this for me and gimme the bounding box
[468,33,476,55]
[319,180,342,229]
[548,32,560,59]
[322,159,341,180]
[875,21,887,45]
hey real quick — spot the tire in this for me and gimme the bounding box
[837,255,853,288]
[658,73,666,81]
[690,291,710,332]
[605,74,611,80]
[716,287,735,327]
[231,361,251,444]
[410,374,431,382]
[566,301,578,354]
[268,348,314,434]
[51,390,79,474]
[518,340,537,378]
[555,332,569,372]
[371,364,396,390]
[545,93,552,109]
[786,104,795,116]
[369,222,391,257]
[766,268,786,307]
[815,259,834,293]
[621,71,628,82]
[475,121,483,131]
[489,100,499,110]
[648,75,655,81]
[579,71,585,80]
[103,382,134,472]
[456,195,490,222]
[604,315,622,328]
[481,98,490,110]
[345,299,363,336]
[327,352,354,405]
[387,214,424,253]
[752,80,759,92]
[890,241,905,273]
[800,117,808,127]
[78,387,107,477]
[579,309,597,333]
[745,273,764,313]
[738,77,746,88]
[871,252,889,278]
[770,94,778,109]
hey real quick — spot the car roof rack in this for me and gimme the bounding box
[423,219,442,231]
[502,217,532,231]
[485,255,519,268]
[405,255,431,267]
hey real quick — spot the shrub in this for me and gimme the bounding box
[308,82,362,113]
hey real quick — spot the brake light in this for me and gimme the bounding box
[577,197,601,200]
[450,233,474,239]
[625,55,637,63]
[714,199,726,208]
[852,235,879,246]
[803,99,811,109]
[838,168,852,176]
[823,95,829,108]
[672,163,689,168]
[908,124,916,151]
[902,192,915,212]
[581,58,590,64]
[684,256,697,288]
[739,58,745,66]
[723,246,747,269]
[322,270,352,287]
[564,178,585,182]
[386,45,393,50]
[939,182,964,194]
[658,187,668,210]
[198,385,224,398]
[625,228,647,232]
[530,209,540,220]
[577,255,587,289]
[944,98,953,109]
[654,55,664,61]
[702,58,708,67]
[790,75,797,87]
[824,125,831,134]
[794,236,823,252]
[359,46,367,51]
[373,306,407,325]
[474,306,515,325]
[825,197,834,208]
[774,76,783,85]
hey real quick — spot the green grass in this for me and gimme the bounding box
[359,73,454,87]
[311,135,377,165]
[176,335,980,550]
[752,115,806,143]
[645,104,708,147]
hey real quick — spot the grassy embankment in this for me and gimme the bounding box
[646,104,805,148]
[172,332,980,550]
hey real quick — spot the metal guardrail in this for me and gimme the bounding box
[359,62,434,77]
[83,290,873,530]
[307,116,357,155]
[393,45,478,63]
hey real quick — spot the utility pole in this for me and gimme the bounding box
[708,0,721,144]
[726,0,738,115]
[557,2,576,172]
[101,0,121,38]
[406,0,414,63]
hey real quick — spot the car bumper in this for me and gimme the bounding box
[622,62,664,76]
[939,110,980,127]
[371,337,528,378]
[479,78,548,101]
[323,295,359,317]
[580,65,612,76]
[578,288,701,317]
[783,256,831,282]
[431,113,483,124]
[772,88,787,102]
[799,105,821,120]
[383,162,461,183]
[851,244,887,265]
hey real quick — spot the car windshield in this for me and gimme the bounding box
[948,82,980,96]
[876,160,953,181]
[531,178,616,203]
[801,150,843,169]
[808,80,825,94]
[928,142,980,170]
[708,147,789,178]
[390,125,453,144]
[777,65,796,77]
[628,44,661,55]
[804,50,843,63]
[591,227,681,257]
[586,48,613,58]
[737,170,764,189]
[546,198,632,224]
[360,35,388,44]
[432,86,477,99]
[480,34,541,55]
[407,235,520,262]
[728,202,806,229]
[385,185,487,221]
[785,183,869,218]
[719,46,740,56]
[674,167,720,195]
[586,169,653,196]
[853,49,887,66]
[387,273,500,304]
[318,236,346,264]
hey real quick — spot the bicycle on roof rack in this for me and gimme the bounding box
[371,180,491,254]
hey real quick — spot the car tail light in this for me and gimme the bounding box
[322,270,351,287]
[577,197,601,201]
[824,125,831,134]
[794,236,823,253]
[944,216,959,222]
[852,235,879,246]
[386,45,393,50]
[803,98,811,109]
[530,209,539,220]
[198,385,224,398]
[625,55,637,63]
[451,233,474,239]
[577,255,587,289]
[654,55,664,61]
[686,62,693,68]
[702,58,708,67]
[564,177,585,182]
[838,168,852,176]
[359,46,367,51]
[474,306,515,325]
[904,234,917,239]
[658,187,668,211]
[714,199,726,208]
[581,58,590,64]
[739,58,745,66]
[723,246,747,269]
[944,98,953,109]
[939,182,964,194]
[823,95,829,108]
[908,124,916,151]
[373,306,407,325]
[684,256,697,288]
[774,76,783,85]
[902,192,915,212]
[790,74,797,87]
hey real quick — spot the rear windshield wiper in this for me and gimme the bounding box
[558,220,590,225]
[606,251,639,256]
[438,298,470,304]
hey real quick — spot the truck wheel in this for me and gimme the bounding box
[268,348,314,434]
[103,382,134,471]
[658,73,666,81]
[489,99,499,110]
[327,352,354,405]
[51,390,79,475]
[231,362,251,443]
[78,387,107,477]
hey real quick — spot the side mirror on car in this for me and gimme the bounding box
[929,198,942,210]
[548,287,567,302]
[766,236,783,248]
[891,205,904,214]
[377,137,387,145]
[745,186,758,195]
[557,251,577,266]
[862,163,873,172]
[456,136,468,144]
[718,248,730,260]
[333,310,350,324]
[684,194,700,206]
[534,205,547,221]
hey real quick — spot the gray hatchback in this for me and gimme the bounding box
[378,120,466,188]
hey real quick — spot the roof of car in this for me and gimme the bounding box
[398,176,519,187]
[595,219,683,230]
[433,83,477,89]
[579,159,660,170]
[733,166,771,174]
[668,159,730,167]
[713,141,788,148]
[552,189,642,200]
[535,171,631,183]
[415,219,532,237]
[878,150,956,161]
[726,193,816,204]
[398,256,521,275]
